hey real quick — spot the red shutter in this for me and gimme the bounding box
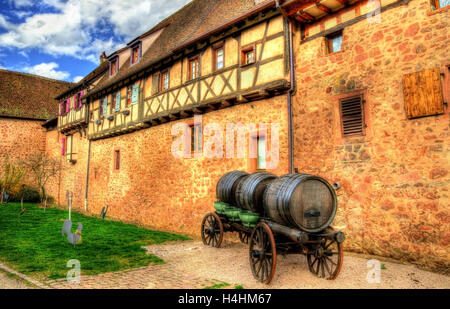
[61,138,66,155]
[59,102,63,115]
[79,92,83,108]
[65,99,70,113]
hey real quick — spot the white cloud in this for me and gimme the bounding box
[8,0,34,7]
[23,62,70,80]
[73,75,83,82]
[0,0,191,64]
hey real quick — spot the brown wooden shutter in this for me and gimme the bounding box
[403,68,444,119]
[340,95,365,136]
[152,73,160,95]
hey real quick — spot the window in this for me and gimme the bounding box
[127,86,133,106]
[130,44,141,65]
[114,149,120,170]
[73,93,79,109]
[257,135,266,170]
[431,0,450,10]
[327,31,343,53]
[110,57,119,76]
[213,44,224,71]
[65,99,70,114]
[191,124,202,153]
[339,95,365,136]
[131,84,139,105]
[160,70,170,91]
[241,45,256,66]
[402,68,445,119]
[113,91,121,112]
[189,57,199,80]
[100,97,108,117]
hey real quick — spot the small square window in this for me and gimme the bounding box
[326,31,343,53]
[241,45,256,66]
[431,0,450,10]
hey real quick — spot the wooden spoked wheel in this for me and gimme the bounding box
[249,222,277,284]
[306,227,344,280]
[201,212,224,248]
[238,231,249,244]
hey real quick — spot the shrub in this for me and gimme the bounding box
[8,185,40,203]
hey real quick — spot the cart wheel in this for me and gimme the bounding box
[201,212,224,248]
[307,227,344,280]
[249,222,277,284]
[239,231,249,244]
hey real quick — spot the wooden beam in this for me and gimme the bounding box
[283,1,310,16]
[335,0,349,6]
[298,11,315,21]
[294,14,308,23]
[315,2,331,14]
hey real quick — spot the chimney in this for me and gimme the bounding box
[100,51,107,64]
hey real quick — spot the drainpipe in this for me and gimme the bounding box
[286,18,296,174]
[85,139,91,212]
[278,0,296,173]
[84,101,91,212]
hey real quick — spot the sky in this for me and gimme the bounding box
[0,0,191,82]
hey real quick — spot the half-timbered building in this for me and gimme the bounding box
[40,0,449,271]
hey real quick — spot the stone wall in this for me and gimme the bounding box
[0,117,47,186]
[52,95,289,235]
[292,0,449,271]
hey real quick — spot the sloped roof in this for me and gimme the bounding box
[88,0,275,97]
[0,69,74,120]
[55,61,109,100]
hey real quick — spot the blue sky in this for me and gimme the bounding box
[0,0,191,82]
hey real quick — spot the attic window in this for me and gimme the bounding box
[131,43,141,65]
[110,57,119,76]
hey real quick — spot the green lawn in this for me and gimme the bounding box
[0,203,189,280]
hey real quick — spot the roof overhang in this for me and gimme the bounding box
[280,0,362,23]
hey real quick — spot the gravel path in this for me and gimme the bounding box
[0,270,33,289]
[145,240,450,289]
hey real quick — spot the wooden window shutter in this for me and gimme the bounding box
[339,95,365,136]
[152,73,160,95]
[131,84,139,105]
[403,68,444,119]
[115,92,121,111]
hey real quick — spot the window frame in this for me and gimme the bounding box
[126,85,133,107]
[188,56,200,81]
[109,56,119,77]
[190,123,202,154]
[326,31,343,54]
[241,44,256,67]
[160,69,170,92]
[114,148,121,171]
[213,42,225,72]
[430,0,450,12]
[130,42,142,66]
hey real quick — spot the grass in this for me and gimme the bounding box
[0,203,189,280]
[203,281,230,289]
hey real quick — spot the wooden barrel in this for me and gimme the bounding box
[216,171,249,205]
[234,172,277,213]
[263,173,337,233]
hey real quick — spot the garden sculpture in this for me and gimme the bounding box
[62,220,83,245]
[100,205,109,220]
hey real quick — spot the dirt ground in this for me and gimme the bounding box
[0,270,32,289]
[145,240,450,289]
